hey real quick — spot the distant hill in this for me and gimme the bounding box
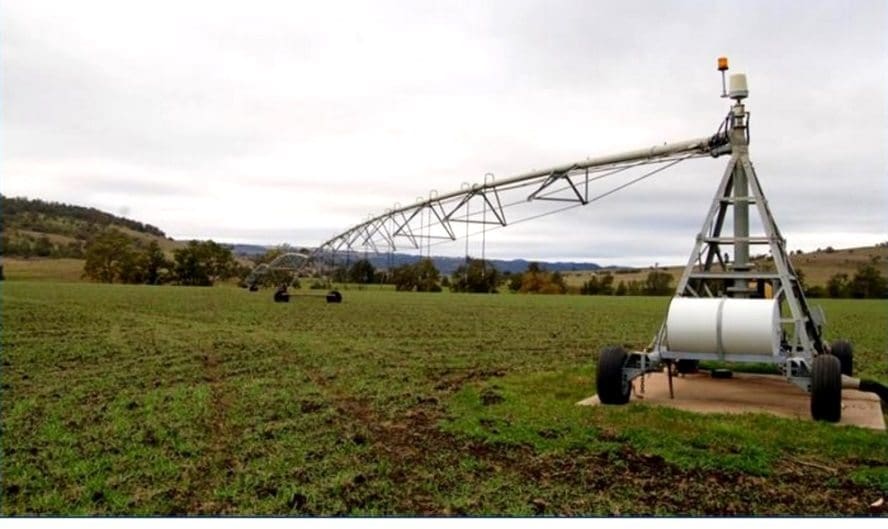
[1,195,177,258]
[561,244,888,289]
[228,243,270,256]
[1,195,165,236]
[352,252,601,275]
[233,245,602,275]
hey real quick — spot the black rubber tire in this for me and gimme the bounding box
[810,354,842,423]
[676,359,699,374]
[830,340,853,377]
[273,292,290,303]
[326,290,342,303]
[596,346,630,405]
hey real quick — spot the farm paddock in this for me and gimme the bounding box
[1,281,886,514]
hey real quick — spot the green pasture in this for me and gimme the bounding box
[1,281,886,514]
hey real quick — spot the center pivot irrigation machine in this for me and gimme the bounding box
[248,58,886,421]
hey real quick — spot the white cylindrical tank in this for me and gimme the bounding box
[664,298,722,354]
[666,297,780,356]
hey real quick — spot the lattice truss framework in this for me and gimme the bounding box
[247,131,731,284]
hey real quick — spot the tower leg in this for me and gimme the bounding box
[732,160,751,297]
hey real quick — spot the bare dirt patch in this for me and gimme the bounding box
[328,378,884,515]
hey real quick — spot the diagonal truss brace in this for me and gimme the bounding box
[527,167,588,204]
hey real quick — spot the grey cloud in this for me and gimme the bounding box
[1,0,885,265]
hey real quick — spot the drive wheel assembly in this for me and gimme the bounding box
[810,354,842,422]
[830,339,853,376]
[597,346,631,405]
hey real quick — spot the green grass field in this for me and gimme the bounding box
[1,281,886,515]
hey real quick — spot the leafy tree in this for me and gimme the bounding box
[805,285,826,298]
[34,235,54,257]
[642,270,673,296]
[826,273,849,298]
[508,272,523,292]
[626,280,643,295]
[550,272,567,294]
[18,239,33,259]
[450,258,499,293]
[414,258,442,292]
[580,273,614,295]
[173,240,237,286]
[580,276,599,295]
[118,250,148,284]
[391,263,418,291]
[144,241,171,284]
[615,280,628,296]
[517,262,565,294]
[391,258,441,292]
[849,264,887,299]
[598,272,615,295]
[348,259,376,284]
[83,230,135,283]
[518,262,548,293]
[64,240,84,258]
[174,243,210,286]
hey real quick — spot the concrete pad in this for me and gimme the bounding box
[578,372,885,431]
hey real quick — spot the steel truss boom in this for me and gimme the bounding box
[248,129,730,283]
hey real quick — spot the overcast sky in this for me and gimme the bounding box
[2,0,886,266]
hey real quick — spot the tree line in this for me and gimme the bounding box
[82,230,245,286]
[296,254,677,296]
[312,255,888,300]
[802,264,888,299]
[577,269,674,296]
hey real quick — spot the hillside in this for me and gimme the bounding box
[1,195,180,258]
[563,244,888,289]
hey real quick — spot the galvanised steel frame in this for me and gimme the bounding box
[620,85,826,397]
[246,134,731,286]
